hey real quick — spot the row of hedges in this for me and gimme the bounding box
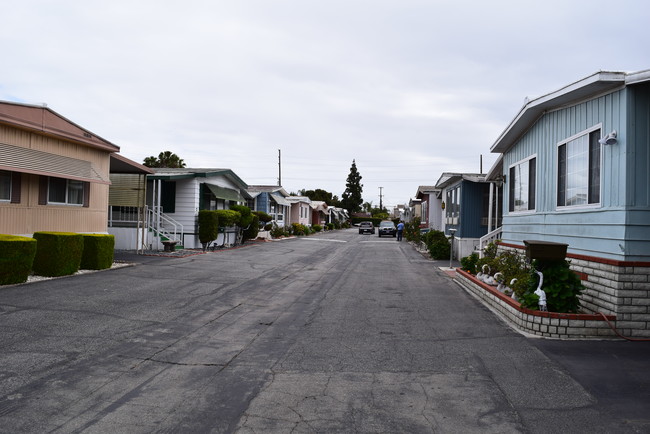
[0,232,115,285]
[268,220,351,238]
[198,207,273,250]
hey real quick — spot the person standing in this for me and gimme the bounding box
[396,221,405,241]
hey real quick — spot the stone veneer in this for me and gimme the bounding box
[456,269,618,339]
[495,242,650,338]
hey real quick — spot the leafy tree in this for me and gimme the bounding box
[299,188,341,207]
[340,159,363,213]
[143,151,186,168]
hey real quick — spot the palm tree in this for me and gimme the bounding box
[143,151,186,168]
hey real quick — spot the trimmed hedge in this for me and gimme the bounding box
[198,210,219,250]
[0,234,37,285]
[215,209,240,228]
[33,232,84,277]
[243,214,260,242]
[80,234,115,270]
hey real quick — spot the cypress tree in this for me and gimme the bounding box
[341,159,363,213]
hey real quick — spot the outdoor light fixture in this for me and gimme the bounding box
[599,130,617,145]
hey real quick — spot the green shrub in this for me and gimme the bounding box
[80,234,115,270]
[198,210,219,250]
[475,241,500,277]
[0,234,37,285]
[254,211,273,224]
[264,223,273,231]
[270,223,287,238]
[327,223,335,230]
[230,205,252,229]
[460,252,480,274]
[33,232,84,277]
[520,260,584,313]
[313,224,322,232]
[216,209,240,228]
[243,215,260,242]
[404,217,421,243]
[291,223,307,236]
[423,230,450,260]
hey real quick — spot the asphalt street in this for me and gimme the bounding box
[0,228,648,433]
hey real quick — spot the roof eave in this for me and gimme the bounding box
[490,71,627,154]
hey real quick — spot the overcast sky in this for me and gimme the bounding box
[2,0,648,209]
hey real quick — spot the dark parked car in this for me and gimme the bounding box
[358,221,375,234]
[378,221,396,237]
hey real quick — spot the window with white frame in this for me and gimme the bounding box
[48,177,84,205]
[509,156,536,212]
[421,200,428,223]
[445,185,460,224]
[557,128,601,207]
[0,170,11,201]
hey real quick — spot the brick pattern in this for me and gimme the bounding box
[456,269,617,339]
[493,243,650,338]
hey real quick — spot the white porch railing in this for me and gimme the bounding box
[146,206,184,249]
[478,227,502,258]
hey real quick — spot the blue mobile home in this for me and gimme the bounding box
[435,173,491,260]
[246,185,291,227]
[488,70,650,337]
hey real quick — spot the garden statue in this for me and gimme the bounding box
[534,270,547,311]
[494,272,506,292]
[509,278,518,300]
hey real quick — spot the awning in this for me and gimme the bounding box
[205,183,244,202]
[270,192,291,206]
[0,142,110,184]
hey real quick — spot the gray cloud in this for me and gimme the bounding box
[2,0,648,207]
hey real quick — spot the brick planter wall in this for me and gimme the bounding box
[455,269,617,339]
[496,242,650,338]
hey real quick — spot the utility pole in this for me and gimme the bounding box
[278,149,282,186]
[379,186,383,211]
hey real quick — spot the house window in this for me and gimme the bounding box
[557,128,601,207]
[0,170,10,201]
[421,200,428,224]
[48,177,84,205]
[445,185,460,224]
[509,157,536,212]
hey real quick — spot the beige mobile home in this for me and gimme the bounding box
[0,101,118,236]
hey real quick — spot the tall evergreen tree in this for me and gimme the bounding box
[143,151,186,168]
[341,159,363,213]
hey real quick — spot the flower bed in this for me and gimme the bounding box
[455,268,617,339]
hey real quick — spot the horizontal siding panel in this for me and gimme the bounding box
[0,205,108,235]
